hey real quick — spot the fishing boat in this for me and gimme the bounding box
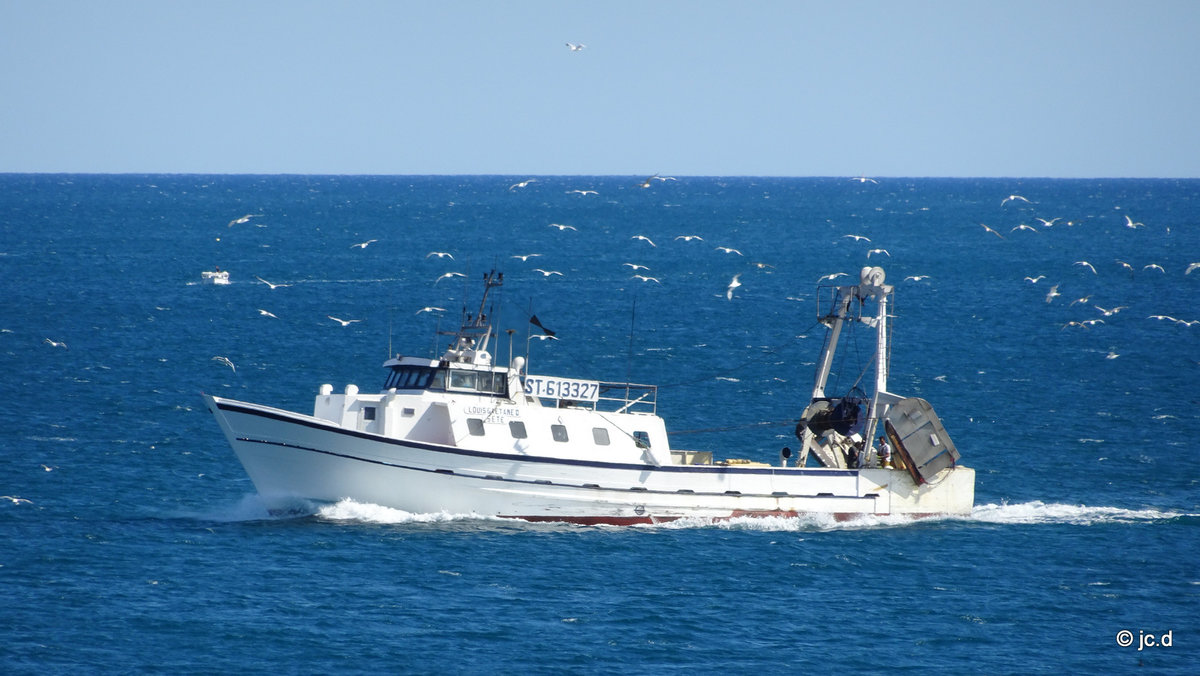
[204,267,974,524]
[201,268,230,285]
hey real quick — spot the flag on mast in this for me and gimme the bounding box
[529,315,556,337]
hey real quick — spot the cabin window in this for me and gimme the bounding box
[592,428,610,446]
[509,421,527,439]
[467,418,485,436]
[633,431,651,448]
[551,424,569,443]
[362,406,376,421]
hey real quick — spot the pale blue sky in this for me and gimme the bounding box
[3,1,1198,177]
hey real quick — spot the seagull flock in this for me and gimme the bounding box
[123,181,1191,378]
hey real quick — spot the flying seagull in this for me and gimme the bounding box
[416,306,446,315]
[567,189,598,196]
[1186,262,1200,275]
[350,239,378,249]
[426,251,454,259]
[675,235,704,242]
[818,272,848,282]
[867,248,890,258]
[43,338,68,349]
[532,268,563,277]
[850,175,878,184]
[623,263,651,271]
[726,274,742,300]
[631,235,656,247]
[548,223,577,231]
[979,223,1004,238]
[632,274,661,284]
[566,42,586,51]
[1001,194,1032,206]
[327,316,362,327]
[714,246,743,255]
[511,253,542,261]
[1074,261,1098,274]
[435,272,467,284]
[212,355,236,372]
[255,276,291,289]
[1044,284,1061,303]
[842,234,871,242]
[257,309,279,319]
[228,213,263,227]
[1124,215,1144,229]
[509,179,537,190]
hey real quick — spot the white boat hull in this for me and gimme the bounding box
[205,395,975,525]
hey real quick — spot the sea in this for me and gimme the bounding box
[1,174,1196,674]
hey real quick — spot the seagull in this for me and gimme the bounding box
[867,248,890,258]
[904,275,931,282]
[227,213,263,227]
[1074,261,1098,274]
[532,268,563,277]
[1148,315,1178,322]
[1011,224,1038,233]
[726,274,742,300]
[511,253,542,261]
[632,274,661,284]
[1045,284,1060,303]
[1186,262,1200,275]
[675,235,704,242]
[1124,215,1144,229]
[211,356,236,372]
[1094,305,1127,317]
[509,178,537,190]
[1,496,32,505]
[43,338,68,349]
[623,263,651,271]
[567,189,598,196]
[631,235,656,247]
[1143,263,1165,273]
[1035,217,1061,227]
[426,251,454,260]
[350,239,378,249]
[1070,295,1093,306]
[979,223,1004,238]
[327,316,362,327]
[530,334,559,340]
[752,261,776,270]
[714,246,743,255]
[1001,194,1031,206]
[1115,260,1134,272]
[850,175,878,184]
[565,42,586,51]
[257,309,279,319]
[1081,319,1104,327]
[1024,275,1045,283]
[548,223,577,231]
[255,276,291,289]
[415,306,446,314]
[435,272,466,284]
[40,464,56,472]
[818,272,848,282]
[638,174,676,188]
[842,234,871,242]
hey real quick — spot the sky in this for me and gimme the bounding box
[2,1,1199,178]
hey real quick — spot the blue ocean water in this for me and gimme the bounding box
[1,174,1197,673]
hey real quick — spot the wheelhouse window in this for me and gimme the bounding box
[633,431,651,449]
[447,369,507,396]
[384,365,437,390]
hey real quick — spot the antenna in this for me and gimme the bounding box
[626,296,637,393]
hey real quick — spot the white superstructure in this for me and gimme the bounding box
[205,268,974,524]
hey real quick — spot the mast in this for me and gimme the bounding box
[442,270,503,365]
